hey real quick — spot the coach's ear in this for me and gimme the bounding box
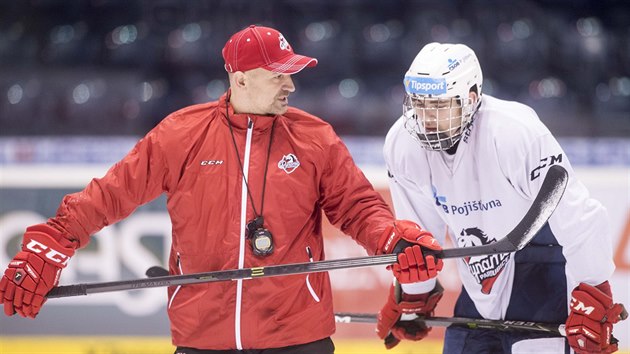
[233,71,247,88]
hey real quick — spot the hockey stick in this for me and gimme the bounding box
[113,265,577,337]
[333,312,566,336]
[144,266,574,338]
[335,313,622,346]
[47,165,568,298]
[143,268,566,337]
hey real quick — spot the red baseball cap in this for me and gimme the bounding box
[222,25,318,74]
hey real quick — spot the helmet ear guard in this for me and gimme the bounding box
[402,43,483,151]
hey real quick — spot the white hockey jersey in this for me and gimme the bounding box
[383,94,615,321]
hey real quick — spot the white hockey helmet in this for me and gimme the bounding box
[402,42,483,151]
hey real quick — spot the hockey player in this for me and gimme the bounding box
[377,42,627,353]
[0,25,444,353]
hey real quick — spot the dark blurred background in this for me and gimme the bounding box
[1,0,629,137]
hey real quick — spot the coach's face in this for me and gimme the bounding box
[238,68,296,115]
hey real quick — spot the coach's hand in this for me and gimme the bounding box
[378,220,443,283]
[566,281,628,354]
[0,224,75,318]
[377,280,444,349]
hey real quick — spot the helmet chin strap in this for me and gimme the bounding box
[445,140,460,155]
[417,132,456,151]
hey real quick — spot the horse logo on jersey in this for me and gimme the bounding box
[458,227,510,294]
[278,153,300,174]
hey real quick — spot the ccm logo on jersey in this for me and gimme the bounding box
[530,153,563,181]
[200,160,224,166]
[570,296,595,315]
[25,239,71,266]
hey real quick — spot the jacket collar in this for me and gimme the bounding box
[219,90,277,131]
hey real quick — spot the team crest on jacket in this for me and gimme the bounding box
[278,153,300,174]
[458,227,510,294]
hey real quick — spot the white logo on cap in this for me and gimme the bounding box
[278,34,291,51]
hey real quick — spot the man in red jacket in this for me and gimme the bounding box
[0,25,443,353]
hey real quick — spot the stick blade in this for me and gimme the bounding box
[505,164,568,251]
[145,266,169,278]
[441,164,568,258]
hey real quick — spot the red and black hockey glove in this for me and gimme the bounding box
[378,220,443,283]
[566,281,628,354]
[0,224,75,318]
[376,280,444,349]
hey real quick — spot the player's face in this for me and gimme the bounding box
[412,97,463,138]
[243,68,296,115]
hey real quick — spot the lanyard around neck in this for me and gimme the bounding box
[225,100,277,220]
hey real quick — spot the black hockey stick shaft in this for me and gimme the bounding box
[143,268,575,338]
[333,312,566,336]
[142,269,572,338]
[47,165,568,298]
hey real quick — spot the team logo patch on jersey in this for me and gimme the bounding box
[432,185,447,207]
[458,227,510,294]
[278,153,300,174]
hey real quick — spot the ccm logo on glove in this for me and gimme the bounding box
[24,239,71,266]
[0,223,75,318]
[565,281,628,354]
[570,298,595,316]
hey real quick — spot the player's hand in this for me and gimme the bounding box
[378,220,443,283]
[566,281,628,354]
[376,280,444,349]
[0,224,75,318]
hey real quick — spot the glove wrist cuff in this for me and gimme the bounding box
[376,225,396,255]
[594,281,612,297]
[396,280,444,315]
